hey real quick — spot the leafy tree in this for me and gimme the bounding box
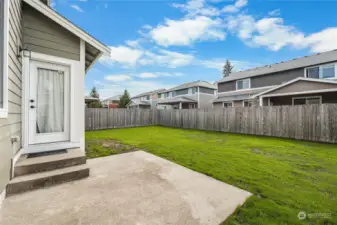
[223,59,234,77]
[118,89,131,108]
[87,87,102,108]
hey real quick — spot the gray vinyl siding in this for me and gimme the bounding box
[218,68,305,93]
[218,81,236,93]
[22,4,80,61]
[0,0,22,194]
[198,93,215,109]
[250,68,304,88]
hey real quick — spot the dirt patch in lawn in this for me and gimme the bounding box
[85,139,138,159]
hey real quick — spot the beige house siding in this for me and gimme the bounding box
[0,0,22,195]
[266,80,337,95]
[22,4,80,61]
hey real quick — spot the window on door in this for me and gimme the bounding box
[0,0,8,117]
[306,63,336,79]
[293,96,322,105]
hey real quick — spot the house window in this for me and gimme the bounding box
[306,63,336,79]
[0,0,8,117]
[223,102,232,108]
[236,79,250,90]
[199,87,215,95]
[293,96,322,105]
[192,87,198,94]
[243,101,253,107]
[174,89,188,96]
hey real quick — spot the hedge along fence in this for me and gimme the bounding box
[86,104,337,143]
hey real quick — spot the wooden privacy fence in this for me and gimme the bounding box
[85,108,158,130]
[86,104,337,143]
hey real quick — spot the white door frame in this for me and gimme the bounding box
[22,51,81,153]
[28,60,70,144]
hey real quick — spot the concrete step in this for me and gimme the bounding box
[14,148,86,177]
[7,164,89,196]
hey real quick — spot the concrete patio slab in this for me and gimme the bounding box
[0,151,252,225]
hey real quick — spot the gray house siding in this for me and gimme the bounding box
[250,68,304,88]
[198,94,214,109]
[22,4,80,61]
[218,81,236,93]
[218,68,305,93]
[1,0,22,195]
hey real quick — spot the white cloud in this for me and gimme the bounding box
[304,28,337,53]
[100,45,194,68]
[142,24,153,30]
[99,46,143,67]
[104,74,133,82]
[125,40,141,48]
[227,15,305,51]
[149,16,225,46]
[268,9,281,16]
[141,49,194,68]
[252,18,305,51]
[172,0,220,17]
[70,5,84,12]
[137,72,184,78]
[222,0,247,13]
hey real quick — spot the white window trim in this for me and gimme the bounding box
[292,96,322,105]
[304,63,337,80]
[223,102,233,108]
[0,0,9,118]
[236,78,251,91]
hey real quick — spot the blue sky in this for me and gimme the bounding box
[52,0,337,99]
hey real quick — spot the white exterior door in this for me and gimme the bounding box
[28,60,70,145]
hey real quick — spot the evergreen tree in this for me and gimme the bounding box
[87,87,102,108]
[118,89,131,108]
[222,60,234,77]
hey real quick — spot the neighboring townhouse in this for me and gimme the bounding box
[157,81,216,109]
[101,95,121,108]
[127,89,166,109]
[213,50,337,108]
[1,0,109,200]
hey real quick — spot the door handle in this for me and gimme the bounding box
[30,99,35,103]
[30,105,35,109]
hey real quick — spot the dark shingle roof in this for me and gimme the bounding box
[217,49,337,84]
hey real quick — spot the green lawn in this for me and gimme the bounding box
[86,126,337,225]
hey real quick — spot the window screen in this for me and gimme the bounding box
[321,65,335,78]
[236,79,250,90]
[306,67,320,79]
